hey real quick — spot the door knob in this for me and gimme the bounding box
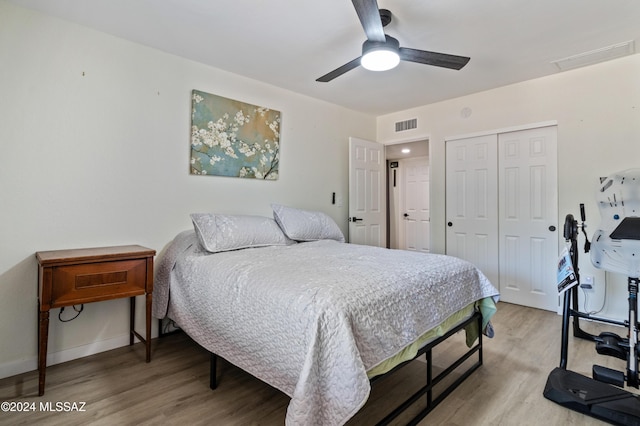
[403,213,409,218]
[447,222,453,227]
[350,217,363,222]
[549,225,556,232]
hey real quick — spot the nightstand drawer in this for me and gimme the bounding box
[51,259,147,306]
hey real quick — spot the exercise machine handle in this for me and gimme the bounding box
[580,203,591,253]
[564,214,576,242]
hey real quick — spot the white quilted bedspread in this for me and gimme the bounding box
[153,231,499,425]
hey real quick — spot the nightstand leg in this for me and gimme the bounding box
[145,292,152,363]
[38,309,49,396]
[129,296,135,346]
[130,294,152,362]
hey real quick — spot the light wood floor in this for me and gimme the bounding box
[0,302,629,425]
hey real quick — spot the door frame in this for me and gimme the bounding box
[385,137,431,250]
[445,121,558,144]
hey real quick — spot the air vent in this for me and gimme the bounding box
[551,40,635,71]
[395,118,417,132]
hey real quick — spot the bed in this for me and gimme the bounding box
[152,205,499,425]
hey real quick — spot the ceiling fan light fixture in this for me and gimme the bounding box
[361,49,400,71]
[361,36,400,71]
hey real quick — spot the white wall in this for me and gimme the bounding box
[377,53,640,320]
[0,1,375,378]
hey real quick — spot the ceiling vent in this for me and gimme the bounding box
[395,118,417,132]
[551,40,635,71]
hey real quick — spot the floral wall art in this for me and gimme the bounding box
[190,90,281,179]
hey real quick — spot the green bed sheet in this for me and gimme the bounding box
[367,297,497,379]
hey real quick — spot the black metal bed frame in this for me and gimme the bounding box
[205,311,483,425]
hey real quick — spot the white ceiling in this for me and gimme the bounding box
[9,0,640,115]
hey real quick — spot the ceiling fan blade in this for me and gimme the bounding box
[352,0,386,43]
[399,47,470,70]
[316,57,362,82]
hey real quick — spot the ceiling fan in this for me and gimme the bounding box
[316,0,470,82]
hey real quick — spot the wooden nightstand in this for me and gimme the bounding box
[36,245,155,396]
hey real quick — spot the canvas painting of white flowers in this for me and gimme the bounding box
[190,90,280,180]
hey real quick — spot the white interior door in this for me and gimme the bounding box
[445,135,500,288]
[349,137,386,247]
[401,157,430,252]
[498,126,558,311]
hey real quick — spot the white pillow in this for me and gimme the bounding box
[191,213,292,253]
[272,204,345,242]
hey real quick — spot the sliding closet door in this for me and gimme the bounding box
[498,126,558,311]
[446,125,558,311]
[445,135,500,288]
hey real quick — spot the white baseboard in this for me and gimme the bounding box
[0,333,138,380]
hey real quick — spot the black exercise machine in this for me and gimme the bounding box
[544,170,640,425]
